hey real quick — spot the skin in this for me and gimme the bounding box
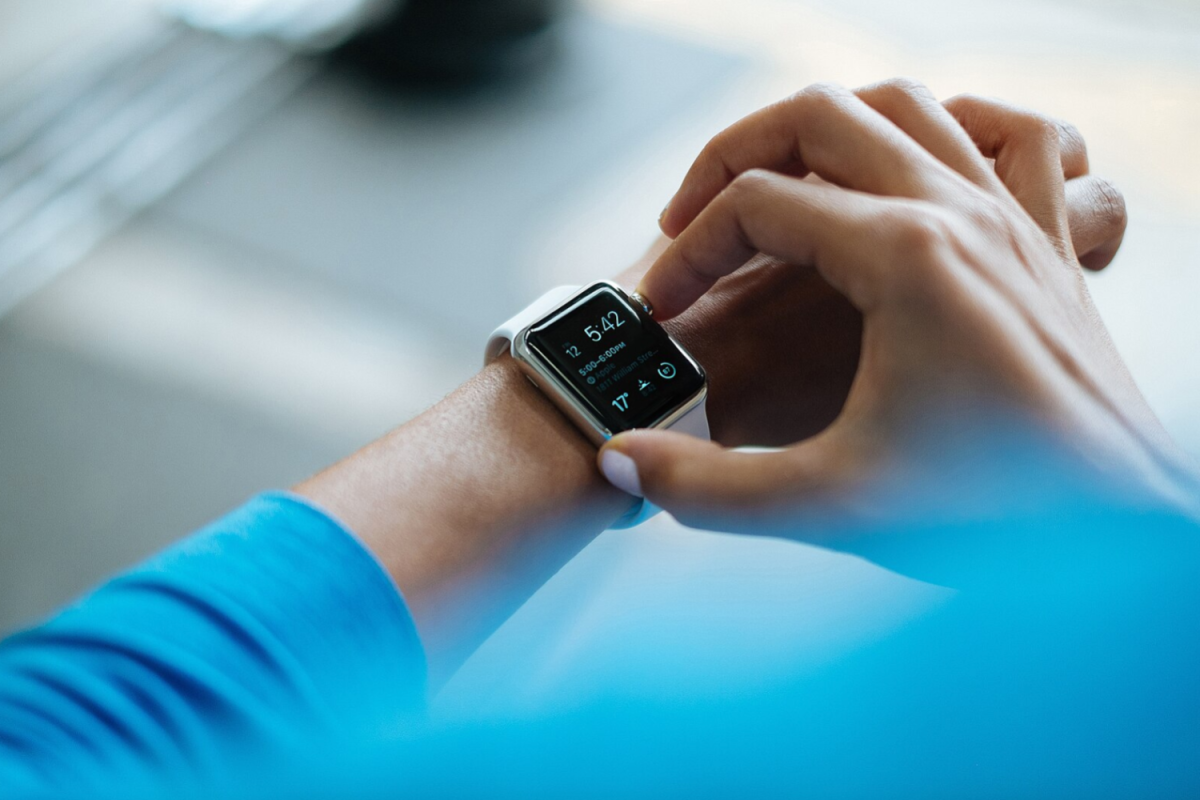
[297,81,1134,685]
[294,248,867,685]
[606,79,1198,557]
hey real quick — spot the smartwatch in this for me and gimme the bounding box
[485,280,710,527]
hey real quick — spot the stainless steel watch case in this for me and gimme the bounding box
[510,280,708,447]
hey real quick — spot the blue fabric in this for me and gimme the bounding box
[0,483,1197,797]
[0,492,426,796]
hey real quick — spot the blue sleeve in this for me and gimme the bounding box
[0,492,426,795]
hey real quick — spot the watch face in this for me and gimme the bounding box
[524,283,706,434]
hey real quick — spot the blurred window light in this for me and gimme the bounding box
[160,0,400,48]
[0,12,318,318]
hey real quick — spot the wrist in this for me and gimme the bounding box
[296,354,630,682]
[471,353,630,517]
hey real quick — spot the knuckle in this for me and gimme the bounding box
[1014,111,1059,147]
[874,76,935,105]
[941,93,997,136]
[943,91,986,113]
[697,133,722,160]
[1055,119,1088,158]
[723,169,786,251]
[1090,177,1128,232]
[893,207,954,260]
[726,167,777,198]
[888,209,973,307]
[698,133,735,178]
[967,195,1010,232]
[796,81,850,111]
[674,240,714,286]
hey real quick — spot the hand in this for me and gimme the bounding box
[611,240,861,447]
[296,81,1151,675]
[620,81,1129,452]
[600,80,1198,542]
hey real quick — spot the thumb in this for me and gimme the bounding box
[598,429,845,533]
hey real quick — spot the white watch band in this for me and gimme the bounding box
[485,285,582,365]
[486,284,710,529]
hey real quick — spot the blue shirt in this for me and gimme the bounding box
[1,489,1198,797]
[0,493,424,795]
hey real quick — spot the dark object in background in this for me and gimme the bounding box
[338,0,568,85]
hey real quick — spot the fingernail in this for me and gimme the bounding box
[600,448,643,496]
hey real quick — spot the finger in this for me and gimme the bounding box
[639,169,917,319]
[943,94,1080,244]
[598,430,844,533]
[1065,175,1128,272]
[855,78,1000,191]
[660,82,962,238]
[945,94,1089,179]
[944,94,1088,178]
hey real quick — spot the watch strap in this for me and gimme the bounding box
[485,285,581,365]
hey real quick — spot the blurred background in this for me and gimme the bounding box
[1,0,1198,711]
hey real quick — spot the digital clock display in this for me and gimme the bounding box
[524,284,706,433]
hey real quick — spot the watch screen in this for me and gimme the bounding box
[525,284,705,433]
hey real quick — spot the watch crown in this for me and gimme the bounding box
[629,291,654,317]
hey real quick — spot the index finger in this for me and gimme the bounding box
[640,170,906,319]
[659,83,962,238]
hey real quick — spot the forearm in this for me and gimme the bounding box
[288,243,857,680]
[295,354,631,683]
[0,357,619,789]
